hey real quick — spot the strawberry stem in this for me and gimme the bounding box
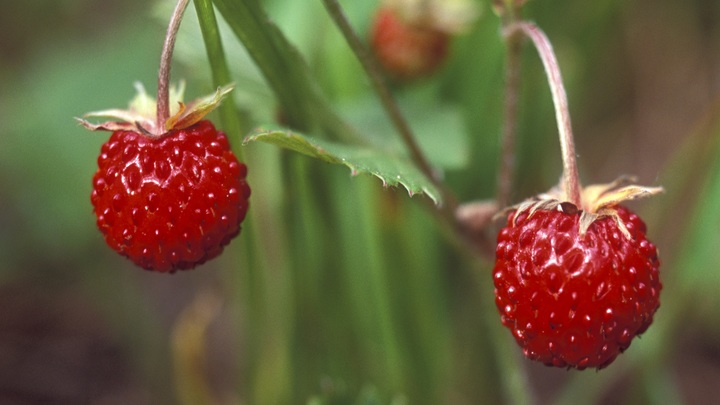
[495,0,523,210]
[506,22,582,207]
[157,0,191,134]
[320,0,458,215]
[497,29,522,209]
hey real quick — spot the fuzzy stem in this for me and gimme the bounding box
[319,0,457,213]
[157,0,191,133]
[494,0,523,210]
[497,31,523,209]
[506,22,582,207]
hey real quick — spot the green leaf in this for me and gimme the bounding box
[211,0,357,142]
[244,129,442,205]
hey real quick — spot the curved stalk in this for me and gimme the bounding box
[157,0,191,132]
[505,22,582,207]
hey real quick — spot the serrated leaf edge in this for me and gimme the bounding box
[244,129,441,205]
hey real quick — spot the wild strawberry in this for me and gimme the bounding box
[492,179,662,369]
[79,84,249,273]
[370,6,449,80]
[369,0,478,81]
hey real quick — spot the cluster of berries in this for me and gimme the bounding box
[79,0,662,372]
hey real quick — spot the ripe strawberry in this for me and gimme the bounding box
[369,0,478,81]
[492,182,662,369]
[91,120,250,272]
[79,84,248,273]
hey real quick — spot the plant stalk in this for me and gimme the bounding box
[505,22,582,207]
[157,0,191,133]
[497,31,523,209]
[495,0,523,210]
[319,0,458,215]
[193,0,245,157]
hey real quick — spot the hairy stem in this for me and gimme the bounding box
[505,22,582,206]
[319,0,457,214]
[495,0,523,209]
[497,31,523,209]
[157,0,191,132]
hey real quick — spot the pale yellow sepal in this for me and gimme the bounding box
[505,176,663,239]
[76,82,234,138]
[165,84,234,131]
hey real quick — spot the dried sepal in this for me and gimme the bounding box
[76,118,141,133]
[589,184,663,213]
[504,176,663,239]
[165,84,234,131]
[76,82,234,138]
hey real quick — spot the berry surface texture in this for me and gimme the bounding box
[91,120,250,273]
[493,206,661,369]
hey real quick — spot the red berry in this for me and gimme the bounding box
[90,120,250,273]
[370,6,450,80]
[493,205,661,369]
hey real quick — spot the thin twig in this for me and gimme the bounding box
[157,0,191,132]
[319,0,457,213]
[505,22,582,207]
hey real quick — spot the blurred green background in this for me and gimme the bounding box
[1,0,720,404]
